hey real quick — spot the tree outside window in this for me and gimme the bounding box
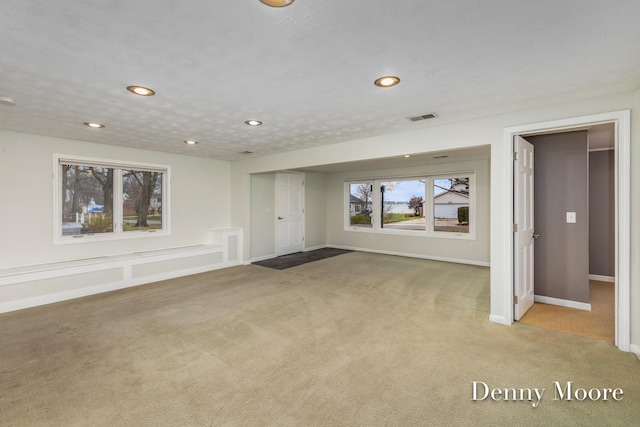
[122,170,163,231]
[380,180,425,231]
[345,173,474,239]
[349,183,373,227]
[61,164,114,235]
[57,157,168,241]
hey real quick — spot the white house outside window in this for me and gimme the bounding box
[432,176,470,234]
[348,182,373,228]
[344,172,475,239]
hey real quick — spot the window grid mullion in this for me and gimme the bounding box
[114,168,123,235]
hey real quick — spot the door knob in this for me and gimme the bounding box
[278,216,284,220]
[532,234,540,239]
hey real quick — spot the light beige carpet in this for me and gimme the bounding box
[520,281,615,342]
[1,253,638,426]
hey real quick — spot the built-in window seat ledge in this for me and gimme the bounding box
[0,228,242,314]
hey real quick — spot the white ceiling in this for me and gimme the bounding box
[295,145,491,174]
[1,1,639,161]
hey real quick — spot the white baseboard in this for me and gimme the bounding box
[250,253,276,263]
[327,244,490,267]
[489,314,510,325]
[589,274,615,283]
[534,295,591,311]
[630,344,640,360]
[252,244,489,268]
[304,244,328,252]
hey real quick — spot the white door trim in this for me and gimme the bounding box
[499,110,630,352]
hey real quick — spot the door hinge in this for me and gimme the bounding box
[302,236,305,241]
[513,223,518,232]
[513,151,518,161]
[514,295,519,304]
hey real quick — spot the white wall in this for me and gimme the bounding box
[303,172,328,250]
[325,159,489,265]
[250,173,276,260]
[0,131,231,268]
[249,171,327,260]
[231,91,638,352]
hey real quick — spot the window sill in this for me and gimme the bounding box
[53,229,170,245]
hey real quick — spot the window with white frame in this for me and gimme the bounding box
[345,172,475,239]
[55,155,169,243]
[380,179,426,231]
[430,174,471,235]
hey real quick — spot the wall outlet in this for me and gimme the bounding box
[566,212,576,223]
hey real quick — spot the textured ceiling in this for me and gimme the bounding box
[1,1,639,161]
[295,145,491,174]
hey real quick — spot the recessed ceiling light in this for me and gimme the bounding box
[126,85,155,96]
[84,122,105,128]
[0,95,16,106]
[259,0,295,7]
[404,154,411,158]
[374,76,400,87]
[184,140,198,145]
[245,120,263,126]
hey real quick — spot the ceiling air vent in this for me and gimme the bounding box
[408,113,438,122]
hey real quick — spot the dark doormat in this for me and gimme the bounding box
[253,248,353,270]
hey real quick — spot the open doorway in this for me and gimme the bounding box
[517,126,615,342]
[505,110,631,352]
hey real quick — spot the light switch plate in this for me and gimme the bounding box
[566,212,576,223]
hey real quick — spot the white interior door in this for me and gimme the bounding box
[275,172,304,256]
[514,136,535,320]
